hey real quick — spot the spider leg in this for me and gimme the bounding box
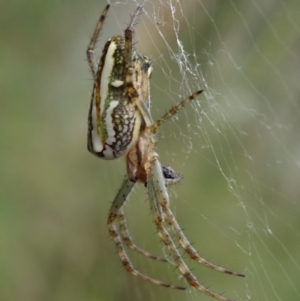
[151,90,203,133]
[86,4,110,77]
[148,157,239,301]
[122,3,157,131]
[110,176,167,262]
[107,177,184,288]
[124,3,145,84]
[118,208,167,262]
[164,206,245,277]
[108,176,135,224]
[136,94,155,127]
[156,163,244,276]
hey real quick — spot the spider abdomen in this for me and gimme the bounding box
[88,37,142,159]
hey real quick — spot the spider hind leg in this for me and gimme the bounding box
[86,4,110,77]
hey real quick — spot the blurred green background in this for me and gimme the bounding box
[1,0,300,301]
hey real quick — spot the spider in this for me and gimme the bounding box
[86,3,245,301]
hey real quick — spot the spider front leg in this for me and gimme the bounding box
[108,176,166,262]
[148,157,243,301]
[107,176,185,289]
[148,171,215,297]
[118,166,180,261]
[151,159,244,277]
[118,209,167,262]
[164,205,245,277]
[108,177,157,260]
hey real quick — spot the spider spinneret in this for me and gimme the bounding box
[86,3,244,301]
